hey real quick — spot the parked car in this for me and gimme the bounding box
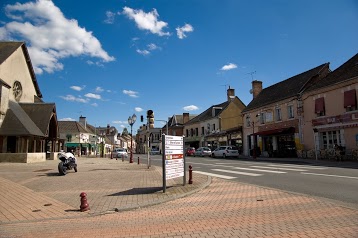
[150,148,160,155]
[211,146,239,158]
[185,147,195,156]
[194,147,212,157]
[112,148,128,158]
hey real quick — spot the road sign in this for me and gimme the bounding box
[162,135,186,192]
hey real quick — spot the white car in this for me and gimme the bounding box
[113,148,128,158]
[211,146,239,158]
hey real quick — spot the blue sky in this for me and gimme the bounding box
[1,0,357,133]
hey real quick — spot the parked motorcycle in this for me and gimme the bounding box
[58,152,78,175]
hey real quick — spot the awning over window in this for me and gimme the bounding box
[253,127,295,136]
[66,143,80,147]
[344,89,357,108]
[315,97,325,113]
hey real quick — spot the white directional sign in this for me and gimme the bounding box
[164,135,184,180]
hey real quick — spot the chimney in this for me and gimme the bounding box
[252,80,263,99]
[227,86,235,101]
[106,124,110,135]
[183,113,189,124]
[79,115,86,128]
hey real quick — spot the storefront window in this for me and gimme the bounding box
[320,130,342,149]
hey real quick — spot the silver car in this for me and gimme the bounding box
[113,148,128,158]
[194,147,212,157]
[211,146,239,158]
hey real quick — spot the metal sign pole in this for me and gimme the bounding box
[162,134,166,193]
[183,136,186,186]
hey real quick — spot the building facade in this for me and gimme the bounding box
[0,42,60,162]
[301,53,358,158]
[242,63,330,158]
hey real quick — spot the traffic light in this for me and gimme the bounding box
[147,110,154,128]
[140,115,143,122]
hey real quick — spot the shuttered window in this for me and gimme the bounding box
[315,97,325,116]
[344,89,357,108]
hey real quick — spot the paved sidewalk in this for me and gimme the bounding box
[0,156,357,237]
[0,156,209,224]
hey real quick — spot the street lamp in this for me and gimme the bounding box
[248,113,260,159]
[128,114,137,163]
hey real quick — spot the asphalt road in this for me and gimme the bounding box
[144,154,358,209]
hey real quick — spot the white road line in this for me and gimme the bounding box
[193,171,236,179]
[251,166,307,172]
[265,164,327,170]
[302,172,358,180]
[234,167,286,174]
[212,169,262,176]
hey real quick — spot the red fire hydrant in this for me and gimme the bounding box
[80,192,90,212]
[188,165,193,184]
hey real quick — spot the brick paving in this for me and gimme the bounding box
[0,156,357,237]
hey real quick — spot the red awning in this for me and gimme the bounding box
[344,89,357,108]
[253,127,295,136]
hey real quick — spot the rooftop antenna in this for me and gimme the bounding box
[220,84,229,91]
[247,71,256,80]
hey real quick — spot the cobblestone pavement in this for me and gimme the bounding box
[0,156,357,237]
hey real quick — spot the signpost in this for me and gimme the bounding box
[162,135,185,193]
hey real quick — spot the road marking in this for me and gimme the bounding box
[265,164,327,170]
[212,169,262,176]
[193,171,236,179]
[251,166,307,172]
[234,167,286,174]
[301,172,358,180]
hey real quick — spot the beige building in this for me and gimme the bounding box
[0,42,60,162]
[184,87,246,150]
[301,53,358,158]
[242,64,330,158]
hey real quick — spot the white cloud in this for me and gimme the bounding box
[95,86,104,92]
[221,63,237,71]
[59,117,75,121]
[148,43,159,51]
[85,93,101,99]
[0,0,115,74]
[123,90,139,98]
[70,85,83,91]
[135,107,143,112]
[91,103,98,107]
[176,24,194,39]
[104,11,116,24]
[122,7,170,36]
[136,49,150,55]
[60,95,88,103]
[183,105,199,111]
[113,120,127,124]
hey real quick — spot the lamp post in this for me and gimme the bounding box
[252,121,256,159]
[128,114,137,163]
[248,113,260,159]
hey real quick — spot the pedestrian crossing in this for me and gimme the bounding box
[192,162,331,180]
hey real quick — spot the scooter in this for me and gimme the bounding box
[58,152,78,175]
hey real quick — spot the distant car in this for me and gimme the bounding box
[211,146,239,158]
[194,147,212,157]
[112,148,128,158]
[185,147,195,156]
[150,148,160,155]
